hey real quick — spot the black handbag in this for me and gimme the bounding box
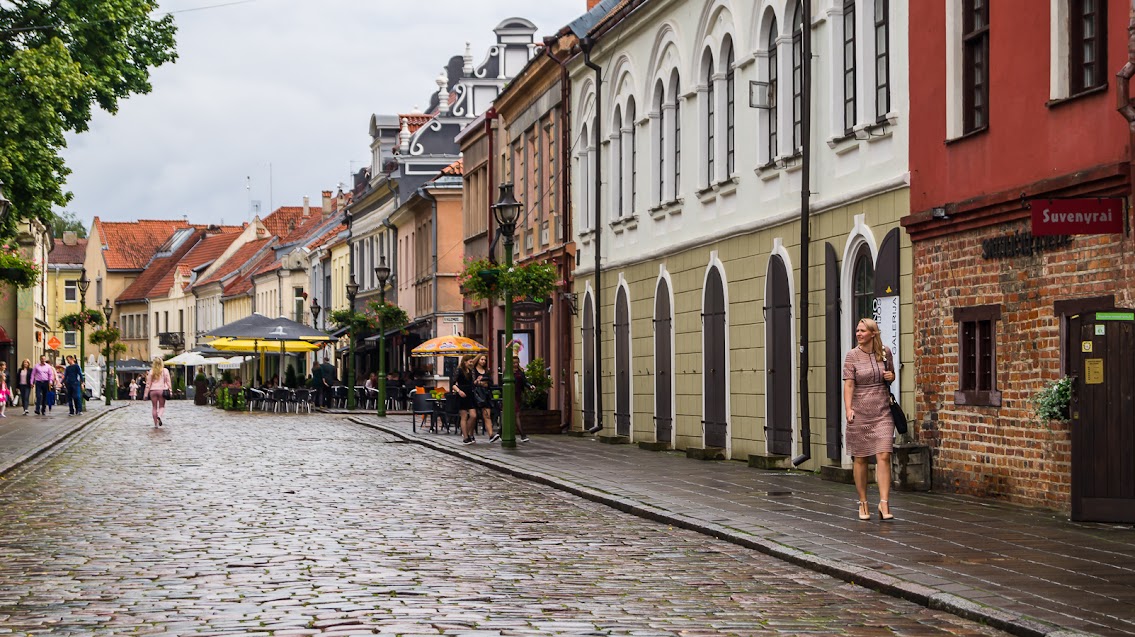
[162,389,172,400]
[887,391,908,435]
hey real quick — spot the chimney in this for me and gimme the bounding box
[62,231,78,246]
[303,195,311,217]
[321,190,333,215]
[587,0,602,9]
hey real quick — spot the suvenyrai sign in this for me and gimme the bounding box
[1031,198,1125,235]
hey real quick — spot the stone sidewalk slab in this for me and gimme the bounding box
[0,402,126,476]
[348,412,1129,637]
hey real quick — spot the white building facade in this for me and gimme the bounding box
[568,0,912,470]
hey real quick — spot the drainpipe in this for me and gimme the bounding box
[1118,1,1135,238]
[792,0,814,467]
[580,35,604,433]
[544,35,575,428]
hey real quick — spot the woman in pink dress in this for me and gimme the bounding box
[145,357,172,427]
[843,318,897,521]
[0,361,9,417]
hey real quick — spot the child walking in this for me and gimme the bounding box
[0,361,9,417]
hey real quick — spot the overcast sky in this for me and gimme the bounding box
[59,0,586,229]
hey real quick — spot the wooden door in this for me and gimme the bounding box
[824,243,842,460]
[615,287,631,436]
[1070,311,1135,522]
[765,255,793,456]
[703,267,728,448]
[582,293,595,430]
[654,279,673,444]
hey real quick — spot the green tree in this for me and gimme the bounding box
[0,1,178,240]
[52,210,87,238]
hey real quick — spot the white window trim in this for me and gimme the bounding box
[944,0,964,139]
[64,331,77,348]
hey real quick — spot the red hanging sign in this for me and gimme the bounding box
[1031,198,1125,235]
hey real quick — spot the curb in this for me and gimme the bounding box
[0,405,127,478]
[349,416,1097,637]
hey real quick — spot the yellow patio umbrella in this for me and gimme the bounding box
[208,338,324,353]
[411,335,488,357]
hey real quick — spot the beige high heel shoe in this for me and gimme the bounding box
[878,499,895,521]
[858,500,871,521]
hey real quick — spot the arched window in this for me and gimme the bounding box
[627,97,637,214]
[725,41,735,176]
[579,122,590,230]
[851,245,875,333]
[874,0,890,121]
[670,71,681,197]
[792,2,804,151]
[843,0,857,134]
[705,51,715,185]
[613,104,623,218]
[767,18,778,161]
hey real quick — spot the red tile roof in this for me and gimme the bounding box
[262,206,317,239]
[94,218,191,271]
[195,237,274,288]
[49,238,87,265]
[116,229,205,302]
[441,158,464,176]
[222,249,278,298]
[146,231,243,299]
[309,223,346,251]
[401,113,434,135]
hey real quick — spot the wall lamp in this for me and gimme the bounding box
[931,206,951,221]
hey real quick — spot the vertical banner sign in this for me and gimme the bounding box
[873,296,900,394]
[1031,198,1124,235]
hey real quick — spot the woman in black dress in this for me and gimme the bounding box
[452,355,477,445]
[472,354,497,443]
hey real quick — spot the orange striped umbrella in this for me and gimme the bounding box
[410,335,488,357]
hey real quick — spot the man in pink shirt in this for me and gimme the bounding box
[31,355,56,416]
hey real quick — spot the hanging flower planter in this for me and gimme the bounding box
[0,250,40,288]
[58,308,106,331]
[458,258,557,303]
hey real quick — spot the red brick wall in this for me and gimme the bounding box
[913,213,1135,511]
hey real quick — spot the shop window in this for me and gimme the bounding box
[954,304,1002,407]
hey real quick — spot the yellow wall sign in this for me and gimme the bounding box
[1085,358,1104,385]
[1082,341,1093,353]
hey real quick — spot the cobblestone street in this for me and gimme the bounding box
[0,403,1014,636]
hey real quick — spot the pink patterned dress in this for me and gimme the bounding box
[842,346,894,458]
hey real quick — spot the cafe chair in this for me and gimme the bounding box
[411,393,434,433]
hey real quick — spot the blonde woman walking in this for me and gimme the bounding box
[146,357,172,427]
[843,318,897,521]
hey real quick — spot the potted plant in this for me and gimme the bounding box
[522,358,552,411]
[0,248,40,288]
[1033,375,1072,422]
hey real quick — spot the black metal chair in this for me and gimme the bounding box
[441,393,462,434]
[332,385,348,409]
[292,388,314,413]
[244,387,265,411]
[410,393,434,433]
[385,382,402,410]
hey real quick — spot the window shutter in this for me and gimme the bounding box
[825,243,842,460]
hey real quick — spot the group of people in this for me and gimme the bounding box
[0,355,89,417]
[450,353,529,445]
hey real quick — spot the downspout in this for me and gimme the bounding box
[580,35,603,433]
[1118,1,1135,237]
[544,35,575,428]
[792,0,814,467]
[485,109,498,377]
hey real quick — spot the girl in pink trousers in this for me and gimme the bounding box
[145,357,172,427]
[0,361,9,417]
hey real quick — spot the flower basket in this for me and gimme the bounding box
[59,309,106,332]
[459,258,557,302]
[0,250,40,288]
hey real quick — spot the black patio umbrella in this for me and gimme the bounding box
[114,358,151,373]
[203,313,334,385]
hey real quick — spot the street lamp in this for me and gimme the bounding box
[374,256,391,417]
[77,267,90,413]
[492,183,522,449]
[345,275,360,410]
[103,299,115,405]
[310,297,321,326]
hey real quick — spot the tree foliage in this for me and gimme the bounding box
[0,1,178,239]
[52,210,87,238]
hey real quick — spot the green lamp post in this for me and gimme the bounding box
[103,299,115,405]
[345,274,359,410]
[492,183,522,449]
[77,267,90,412]
[374,256,391,417]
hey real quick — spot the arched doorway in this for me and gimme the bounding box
[765,255,793,456]
[703,267,727,448]
[582,292,595,431]
[654,278,673,444]
[614,286,631,437]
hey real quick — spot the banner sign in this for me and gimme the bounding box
[1031,198,1124,235]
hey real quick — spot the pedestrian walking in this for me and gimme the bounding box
[63,356,84,416]
[15,359,32,415]
[0,361,10,418]
[31,356,55,416]
[843,317,897,521]
[146,356,172,427]
[453,355,477,445]
[128,377,138,401]
[472,354,497,443]
[47,367,61,413]
[511,358,530,443]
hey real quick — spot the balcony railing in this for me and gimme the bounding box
[158,332,184,349]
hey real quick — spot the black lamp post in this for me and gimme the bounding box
[310,296,322,397]
[492,183,522,449]
[103,299,115,405]
[374,256,391,417]
[77,267,90,412]
[345,275,360,410]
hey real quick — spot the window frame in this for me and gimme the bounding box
[792,3,804,151]
[627,98,637,213]
[673,78,682,196]
[851,247,875,333]
[1069,0,1107,95]
[953,304,1002,407]
[64,331,77,348]
[655,83,666,204]
[64,279,78,303]
[962,0,990,134]
[725,44,735,177]
[767,19,779,163]
[843,0,857,134]
[874,0,891,121]
[705,51,715,186]
[613,104,623,218]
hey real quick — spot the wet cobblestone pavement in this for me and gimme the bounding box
[0,404,1012,636]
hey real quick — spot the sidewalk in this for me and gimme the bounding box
[0,401,124,476]
[349,412,1132,637]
